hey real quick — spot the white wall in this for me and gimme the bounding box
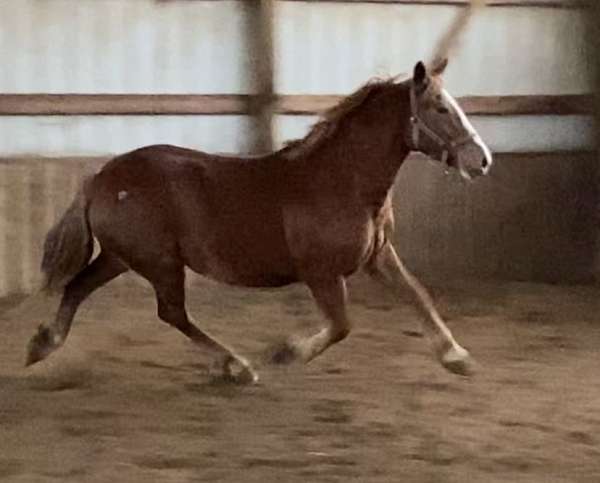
[275,3,589,96]
[0,0,592,155]
[1,0,248,94]
[0,116,255,157]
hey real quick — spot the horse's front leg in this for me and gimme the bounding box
[272,276,351,364]
[366,242,474,376]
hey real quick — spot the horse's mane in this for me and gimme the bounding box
[280,77,403,160]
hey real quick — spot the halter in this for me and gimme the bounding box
[409,85,476,167]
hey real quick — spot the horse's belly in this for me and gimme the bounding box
[181,229,298,288]
[188,257,298,288]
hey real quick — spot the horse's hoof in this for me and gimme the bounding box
[25,350,41,367]
[270,343,296,365]
[236,366,260,385]
[25,326,58,367]
[209,367,259,386]
[268,339,301,365]
[210,356,259,385]
[440,345,475,377]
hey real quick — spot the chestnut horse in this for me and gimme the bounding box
[27,60,492,383]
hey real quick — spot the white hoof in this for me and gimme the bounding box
[440,345,475,376]
[268,334,312,365]
[236,366,260,385]
[210,355,259,385]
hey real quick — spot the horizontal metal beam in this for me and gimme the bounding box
[273,0,581,8]
[0,93,592,116]
[158,0,582,9]
[276,94,593,115]
[0,94,251,116]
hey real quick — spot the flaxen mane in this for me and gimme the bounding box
[281,78,399,159]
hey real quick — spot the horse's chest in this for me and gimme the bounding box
[284,205,379,275]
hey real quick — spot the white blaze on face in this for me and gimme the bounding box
[441,88,493,178]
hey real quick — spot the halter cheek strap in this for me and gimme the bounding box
[409,86,475,168]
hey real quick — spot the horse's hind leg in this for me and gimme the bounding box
[150,264,258,384]
[26,251,127,366]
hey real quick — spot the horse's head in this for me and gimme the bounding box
[408,59,492,180]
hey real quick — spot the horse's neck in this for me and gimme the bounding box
[319,88,411,209]
[354,131,409,208]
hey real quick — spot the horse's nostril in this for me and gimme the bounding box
[481,157,488,169]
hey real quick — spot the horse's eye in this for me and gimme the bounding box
[437,107,449,114]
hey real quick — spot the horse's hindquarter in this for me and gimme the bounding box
[87,150,185,268]
[87,146,296,286]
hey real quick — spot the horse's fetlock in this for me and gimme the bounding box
[332,325,351,343]
[157,303,185,326]
[34,325,52,344]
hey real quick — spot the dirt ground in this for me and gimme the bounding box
[1,274,599,483]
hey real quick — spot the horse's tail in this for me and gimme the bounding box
[41,181,94,294]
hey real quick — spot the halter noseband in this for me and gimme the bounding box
[409,85,475,167]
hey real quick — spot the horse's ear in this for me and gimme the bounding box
[431,57,449,77]
[413,61,427,86]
